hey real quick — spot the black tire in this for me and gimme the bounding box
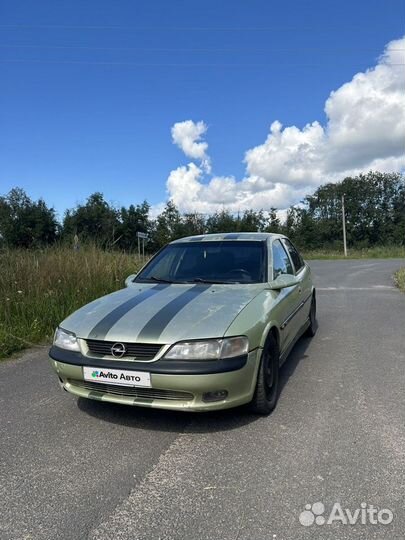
[250,332,280,415]
[305,294,317,337]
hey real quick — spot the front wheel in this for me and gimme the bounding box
[250,333,280,415]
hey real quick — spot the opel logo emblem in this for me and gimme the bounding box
[111,342,126,358]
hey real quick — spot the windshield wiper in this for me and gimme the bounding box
[186,278,239,284]
[149,276,174,283]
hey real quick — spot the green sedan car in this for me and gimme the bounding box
[49,233,316,414]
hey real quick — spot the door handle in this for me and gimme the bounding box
[298,286,302,294]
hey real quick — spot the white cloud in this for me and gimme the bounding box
[163,36,405,214]
[245,120,326,187]
[167,162,203,208]
[324,37,405,171]
[171,120,211,173]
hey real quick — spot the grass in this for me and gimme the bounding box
[0,246,144,359]
[303,246,405,260]
[394,268,405,293]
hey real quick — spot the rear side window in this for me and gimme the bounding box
[272,240,294,279]
[283,239,304,273]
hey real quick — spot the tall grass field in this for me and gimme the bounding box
[0,247,143,359]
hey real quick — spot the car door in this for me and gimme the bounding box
[270,239,303,355]
[281,238,312,331]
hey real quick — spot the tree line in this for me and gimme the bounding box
[0,171,404,252]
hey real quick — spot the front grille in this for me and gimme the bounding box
[86,339,162,360]
[68,379,193,401]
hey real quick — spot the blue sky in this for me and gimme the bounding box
[1,0,404,219]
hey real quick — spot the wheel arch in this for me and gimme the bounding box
[260,322,281,350]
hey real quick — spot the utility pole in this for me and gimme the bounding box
[342,194,348,257]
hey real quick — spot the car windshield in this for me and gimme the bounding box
[136,241,266,284]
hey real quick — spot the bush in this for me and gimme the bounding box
[395,268,405,293]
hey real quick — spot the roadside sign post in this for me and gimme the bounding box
[136,232,148,261]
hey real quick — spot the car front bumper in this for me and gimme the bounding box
[49,349,261,411]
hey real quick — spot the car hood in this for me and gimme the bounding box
[60,282,265,344]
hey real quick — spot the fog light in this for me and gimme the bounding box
[202,390,228,403]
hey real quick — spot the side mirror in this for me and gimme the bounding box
[125,274,137,287]
[268,274,299,290]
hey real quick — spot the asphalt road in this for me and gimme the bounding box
[1,259,405,540]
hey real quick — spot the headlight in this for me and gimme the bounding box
[164,336,248,361]
[54,327,80,352]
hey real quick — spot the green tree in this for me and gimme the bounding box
[392,180,405,245]
[300,171,405,249]
[63,192,120,247]
[237,209,266,232]
[206,209,237,233]
[179,213,206,237]
[118,201,151,250]
[149,200,184,250]
[0,187,58,248]
[265,208,281,233]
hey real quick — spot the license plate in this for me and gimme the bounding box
[83,366,151,388]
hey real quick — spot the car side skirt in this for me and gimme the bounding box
[279,317,310,366]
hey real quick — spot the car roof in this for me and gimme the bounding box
[170,232,287,243]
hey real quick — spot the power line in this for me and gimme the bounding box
[0,44,403,53]
[0,23,401,31]
[1,59,404,67]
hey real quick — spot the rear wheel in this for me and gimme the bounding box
[250,333,280,415]
[305,294,317,337]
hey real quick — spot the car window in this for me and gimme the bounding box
[136,241,266,283]
[272,240,294,279]
[283,239,305,273]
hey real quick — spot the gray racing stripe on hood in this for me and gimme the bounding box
[135,284,211,342]
[88,284,169,339]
